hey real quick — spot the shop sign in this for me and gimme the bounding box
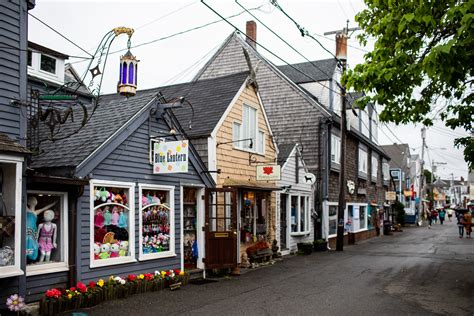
[256,165,281,181]
[386,191,396,201]
[153,140,189,174]
[403,190,412,197]
[304,173,316,184]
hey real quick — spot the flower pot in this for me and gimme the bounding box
[297,242,313,255]
[313,241,328,252]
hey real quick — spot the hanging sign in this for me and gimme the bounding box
[256,165,281,181]
[386,191,396,201]
[153,140,189,174]
[304,173,316,184]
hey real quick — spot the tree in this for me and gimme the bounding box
[344,0,473,169]
[424,169,434,184]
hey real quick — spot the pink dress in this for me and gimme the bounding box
[38,224,55,252]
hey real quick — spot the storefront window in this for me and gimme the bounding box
[359,205,367,230]
[240,191,267,244]
[328,205,338,236]
[26,191,68,275]
[347,205,354,232]
[291,195,310,234]
[90,180,135,268]
[0,158,23,277]
[139,184,174,260]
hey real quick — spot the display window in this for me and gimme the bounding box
[290,195,310,235]
[90,180,135,268]
[240,191,267,244]
[26,191,68,275]
[0,157,23,278]
[138,184,175,261]
[327,203,348,237]
[359,205,367,230]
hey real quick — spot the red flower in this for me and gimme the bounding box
[144,273,154,281]
[174,269,181,275]
[88,281,96,289]
[45,288,61,299]
[166,271,171,276]
[69,287,76,292]
[127,274,136,282]
[77,282,87,293]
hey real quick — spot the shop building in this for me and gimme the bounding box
[26,89,214,298]
[161,72,279,269]
[276,144,314,255]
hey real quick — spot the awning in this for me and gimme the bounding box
[222,178,281,191]
[0,133,30,155]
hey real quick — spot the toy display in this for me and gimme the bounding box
[141,190,171,254]
[183,188,197,268]
[93,187,130,260]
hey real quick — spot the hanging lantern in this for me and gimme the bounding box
[117,41,138,97]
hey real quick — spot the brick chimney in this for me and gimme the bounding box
[246,20,257,49]
[335,33,347,61]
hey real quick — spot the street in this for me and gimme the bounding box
[77,220,474,316]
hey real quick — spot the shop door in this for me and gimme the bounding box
[204,188,237,269]
[280,193,288,250]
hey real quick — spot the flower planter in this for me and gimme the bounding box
[313,240,328,252]
[297,242,313,255]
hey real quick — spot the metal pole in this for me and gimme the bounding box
[419,127,426,218]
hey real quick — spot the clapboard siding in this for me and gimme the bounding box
[0,0,26,141]
[76,117,205,283]
[190,137,208,168]
[197,35,327,173]
[276,148,314,253]
[26,272,69,302]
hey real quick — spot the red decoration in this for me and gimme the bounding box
[77,282,87,293]
[263,166,273,175]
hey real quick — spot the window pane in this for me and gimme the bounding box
[1,162,18,267]
[359,206,366,229]
[291,196,298,232]
[257,130,264,153]
[328,205,338,236]
[27,193,65,266]
[27,50,32,66]
[299,196,304,233]
[242,105,257,149]
[233,122,241,148]
[93,185,132,260]
[141,189,171,254]
[40,55,56,74]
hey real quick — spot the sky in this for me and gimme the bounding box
[28,0,470,180]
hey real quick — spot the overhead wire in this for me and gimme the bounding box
[135,1,198,30]
[0,45,91,60]
[28,13,93,58]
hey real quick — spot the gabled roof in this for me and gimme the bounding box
[0,134,30,155]
[379,144,410,169]
[277,143,296,167]
[276,59,338,83]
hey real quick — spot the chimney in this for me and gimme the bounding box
[335,33,347,61]
[246,20,257,49]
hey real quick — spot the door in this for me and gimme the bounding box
[204,188,237,269]
[280,193,287,249]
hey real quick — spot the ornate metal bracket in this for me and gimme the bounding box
[248,152,277,166]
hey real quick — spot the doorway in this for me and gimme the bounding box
[280,193,288,250]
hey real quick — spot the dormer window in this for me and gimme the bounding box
[40,54,56,74]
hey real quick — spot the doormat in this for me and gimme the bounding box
[189,279,218,285]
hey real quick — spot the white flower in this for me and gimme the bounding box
[120,279,126,285]
[154,270,159,275]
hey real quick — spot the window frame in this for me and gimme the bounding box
[326,202,349,238]
[138,183,176,261]
[0,155,24,278]
[232,122,242,149]
[256,130,265,155]
[345,203,369,233]
[358,147,368,178]
[39,53,57,75]
[371,154,378,182]
[26,190,69,276]
[233,104,261,154]
[89,179,136,268]
[331,134,341,166]
[290,194,311,236]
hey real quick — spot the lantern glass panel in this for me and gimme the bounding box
[135,64,138,85]
[129,62,134,85]
[121,62,127,85]
[119,63,122,82]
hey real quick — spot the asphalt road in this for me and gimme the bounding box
[77,220,474,316]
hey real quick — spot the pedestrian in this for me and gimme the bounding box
[447,208,453,221]
[432,209,438,224]
[463,211,472,239]
[427,210,433,228]
[457,211,465,238]
[438,208,446,225]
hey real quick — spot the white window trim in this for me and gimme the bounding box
[138,183,176,261]
[346,202,369,233]
[257,130,265,155]
[39,53,58,76]
[26,190,69,276]
[358,148,368,177]
[233,103,261,155]
[371,155,378,181]
[290,194,311,236]
[89,179,136,268]
[0,155,24,278]
[331,134,341,165]
[327,202,349,238]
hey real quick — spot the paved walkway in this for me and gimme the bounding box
[76,220,474,315]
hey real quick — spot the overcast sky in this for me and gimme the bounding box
[28,0,470,179]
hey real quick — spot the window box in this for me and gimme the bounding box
[26,191,69,276]
[0,156,24,278]
[138,184,175,261]
[89,180,135,268]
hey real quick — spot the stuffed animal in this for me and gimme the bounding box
[119,241,128,257]
[100,189,108,202]
[152,194,160,204]
[99,243,110,260]
[95,189,101,201]
[93,242,101,260]
[122,193,128,205]
[115,194,123,204]
[110,243,120,258]
[107,191,115,203]
[147,193,153,205]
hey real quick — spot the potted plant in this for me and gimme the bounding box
[297,242,313,255]
[313,239,327,252]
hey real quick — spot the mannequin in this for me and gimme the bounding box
[37,210,57,262]
[26,196,56,261]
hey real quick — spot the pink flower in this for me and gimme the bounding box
[77,282,87,293]
[6,294,25,312]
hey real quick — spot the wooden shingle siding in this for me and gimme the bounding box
[190,137,209,168]
[0,0,25,140]
[76,117,203,283]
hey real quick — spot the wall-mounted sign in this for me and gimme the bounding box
[256,165,281,181]
[386,191,396,201]
[304,173,316,185]
[347,180,355,194]
[357,187,367,195]
[153,140,189,174]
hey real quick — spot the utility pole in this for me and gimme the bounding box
[325,21,359,251]
[419,127,426,217]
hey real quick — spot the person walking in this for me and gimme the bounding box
[463,211,472,238]
[447,208,453,221]
[427,210,433,228]
[457,211,465,238]
[432,209,438,224]
[438,208,446,225]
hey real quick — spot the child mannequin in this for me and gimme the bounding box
[37,210,57,262]
[26,196,56,261]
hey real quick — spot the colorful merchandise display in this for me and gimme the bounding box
[141,190,171,254]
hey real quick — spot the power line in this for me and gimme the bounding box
[337,0,350,20]
[28,13,93,57]
[430,126,467,138]
[0,45,91,60]
[313,32,371,54]
[135,1,198,30]
[235,0,341,95]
